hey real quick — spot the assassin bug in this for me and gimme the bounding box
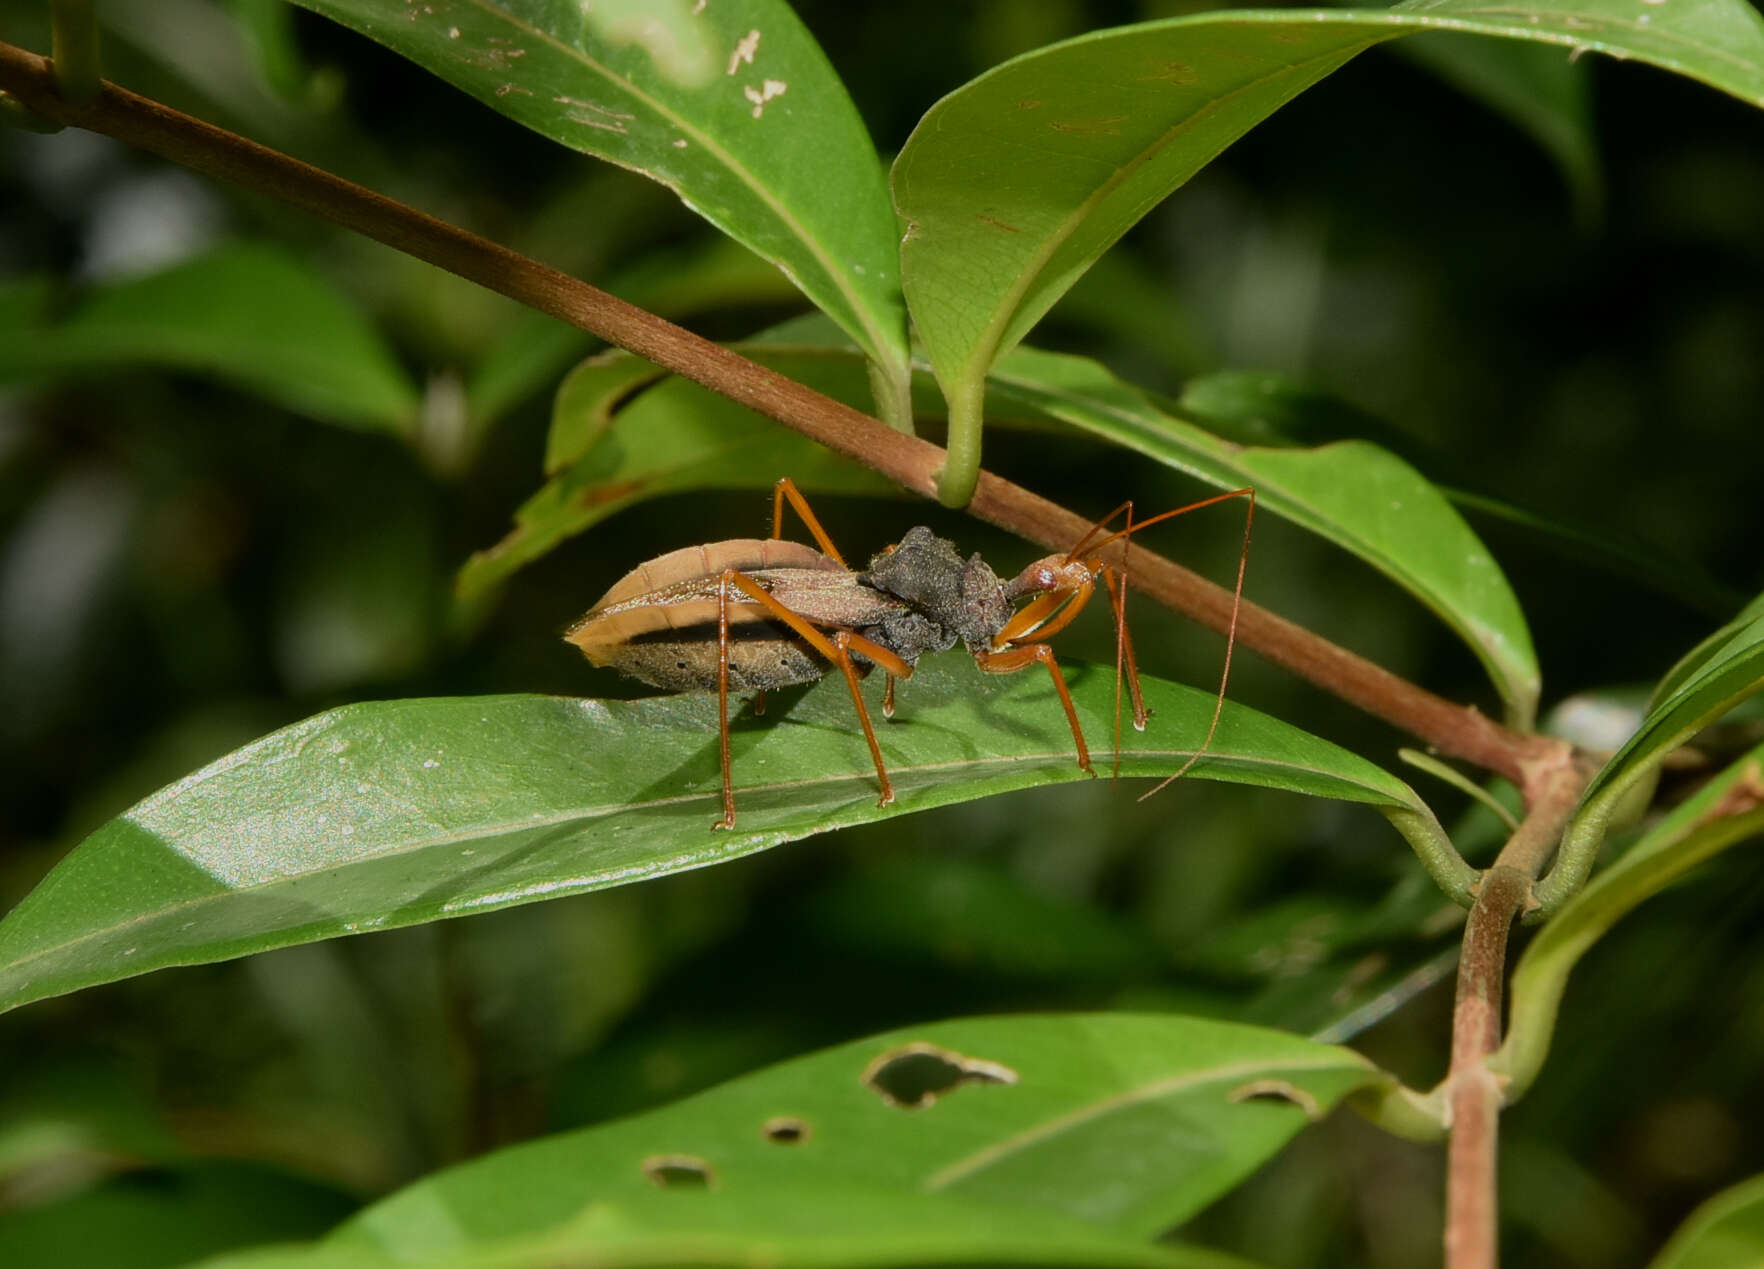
[566,478,1254,828]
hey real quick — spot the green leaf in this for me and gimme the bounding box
[0,659,1437,1014]
[1647,1172,1764,1269]
[1651,589,1764,706]
[202,1184,1258,1269]
[1495,742,1764,1099]
[987,347,1540,727]
[1536,613,1764,909]
[289,0,911,422]
[893,0,1764,503]
[453,347,900,602]
[0,243,419,431]
[325,1013,1373,1256]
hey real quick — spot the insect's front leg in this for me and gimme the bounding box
[973,642,1092,775]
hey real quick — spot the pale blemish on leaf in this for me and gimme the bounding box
[744,79,788,118]
[554,96,636,135]
[727,28,761,75]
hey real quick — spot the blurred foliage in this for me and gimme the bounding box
[1,2,1762,1267]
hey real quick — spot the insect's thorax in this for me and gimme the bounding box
[859,526,1011,653]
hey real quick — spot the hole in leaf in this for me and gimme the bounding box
[640,1153,716,1188]
[862,1042,1019,1109]
[1228,1079,1321,1119]
[762,1115,811,1144]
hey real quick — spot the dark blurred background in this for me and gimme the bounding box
[2,1,1762,1265]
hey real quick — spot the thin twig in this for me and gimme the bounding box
[1441,758,1585,1269]
[0,40,1555,786]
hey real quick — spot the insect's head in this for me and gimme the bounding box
[1005,555,1093,600]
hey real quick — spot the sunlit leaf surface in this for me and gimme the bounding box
[0,661,1422,1015]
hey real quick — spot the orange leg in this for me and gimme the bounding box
[1139,487,1257,799]
[771,477,848,566]
[713,568,912,828]
[995,575,1095,647]
[1101,568,1147,730]
[1068,487,1256,563]
[974,642,1092,775]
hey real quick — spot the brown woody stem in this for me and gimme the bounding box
[0,39,1555,788]
[1442,757,1584,1269]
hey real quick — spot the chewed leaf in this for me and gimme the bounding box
[0,660,1432,1014]
[329,1014,1381,1253]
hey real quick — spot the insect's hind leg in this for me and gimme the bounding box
[712,570,912,825]
[771,477,848,566]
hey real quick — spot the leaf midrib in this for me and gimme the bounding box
[926,1052,1372,1191]
[0,747,1402,988]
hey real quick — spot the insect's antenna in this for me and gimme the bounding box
[1139,487,1256,800]
[1063,500,1136,563]
[1111,501,1133,780]
[1079,487,1256,561]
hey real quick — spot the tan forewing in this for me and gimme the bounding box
[566,538,909,663]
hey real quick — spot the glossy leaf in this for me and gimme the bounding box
[289,0,911,421]
[201,1188,1255,1269]
[0,243,418,432]
[1647,1172,1764,1269]
[326,1013,1374,1256]
[453,347,900,601]
[1651,589,1764,706]
[987,347,1539,727]
[1535,613,1764,909]
[893,0,1764,502]
[0,659,1437,1015]
[1496,742,1764,1100]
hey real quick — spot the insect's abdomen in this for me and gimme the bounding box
[595,635,825,694]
